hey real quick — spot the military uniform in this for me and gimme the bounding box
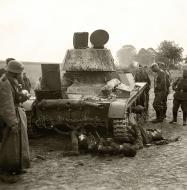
[171,77,187,125]
[163,70,171,118]
[134,66,151,113]
[0,60,30,174]
[153,69,167,122]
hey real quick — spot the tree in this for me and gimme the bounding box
[116,45,137,68]
[157,41,183,65]
[184,56,187,64]
[147,48,157,57]
[136,48,154,66]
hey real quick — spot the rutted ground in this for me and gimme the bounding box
[0,89,187,190]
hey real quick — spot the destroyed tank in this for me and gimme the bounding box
[25,30,148,143]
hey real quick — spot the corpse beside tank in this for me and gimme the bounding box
[26,30,148,142]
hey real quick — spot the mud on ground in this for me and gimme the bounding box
[1,84,187,189]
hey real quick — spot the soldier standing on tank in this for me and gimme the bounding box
[158,62,171,118]
[0,60,30,176]
[170,66,187,126]
[151,63,167,123]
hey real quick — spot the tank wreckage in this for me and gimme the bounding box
[24,30,169,157]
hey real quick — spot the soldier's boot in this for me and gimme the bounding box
[152,111,163,123]
[183,112,187,126]
[134,126,143,149]
[151,110,159,123]
[169,111,177,124]
[163,108,167,119]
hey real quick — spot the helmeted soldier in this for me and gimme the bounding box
[151,63,167,123]
[170,65,187,126]
[158,62,171,118]
[0,60,30,176]
[6,60,27,101]
[4,58,24,88]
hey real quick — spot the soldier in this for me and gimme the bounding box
[133,63,151,113]
[170,66,187,126]
[5,58,24,87]
[151,63,167,123]
[158,62,171,118]
[0,60,30,176]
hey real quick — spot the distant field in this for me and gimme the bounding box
[0,61,62,88]
[23,62,64,89]
[24,63,41,88]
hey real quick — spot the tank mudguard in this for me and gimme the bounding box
[108,99,128,118]
[108,82,147,118]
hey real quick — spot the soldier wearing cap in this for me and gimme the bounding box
[158,62,171,118]
[150,63,167,123]
[170,65,187,126]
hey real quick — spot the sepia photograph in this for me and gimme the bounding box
[0,0,187,189]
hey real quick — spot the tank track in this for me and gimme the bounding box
[26,111,32,129]
[112,119,128,140]
[26,111,36,138]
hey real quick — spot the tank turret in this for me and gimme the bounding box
[62,48,116,72]
[63,30,115,72]
[62,30,117,97]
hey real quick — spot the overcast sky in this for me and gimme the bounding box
[0,0,186,63]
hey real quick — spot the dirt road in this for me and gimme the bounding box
[0,89,187,190]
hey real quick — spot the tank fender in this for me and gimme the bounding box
[108,99,128,118]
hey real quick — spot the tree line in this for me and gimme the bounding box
[117,41,184,68]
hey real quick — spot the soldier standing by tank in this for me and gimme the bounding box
[132,63,151,113]
[4,57,24,88]
[158,62,171,118]
[0,58,17,145]
[151,63,167,123]
[0,60,30,177]
[170,66,187,126]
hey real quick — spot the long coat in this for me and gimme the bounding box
[0,75,30,172]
